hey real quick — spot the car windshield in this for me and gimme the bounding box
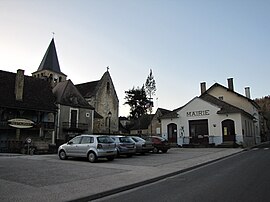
[119,137,133,143]
[97,136,114,144]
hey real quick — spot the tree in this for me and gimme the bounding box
[124,86,150,119]
[145,69,156,113]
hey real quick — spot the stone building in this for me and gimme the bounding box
[33,38,119,137]
[53,80,94,143]
[32,38,95,145]
[0,37,120,152]
[76,71,119,134]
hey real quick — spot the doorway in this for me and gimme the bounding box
[222,119,235,142]
[167,123,177,143]
[189,119,209,144]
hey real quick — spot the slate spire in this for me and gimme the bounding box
[38,38,62,73]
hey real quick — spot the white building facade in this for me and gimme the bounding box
[161,79,260,147]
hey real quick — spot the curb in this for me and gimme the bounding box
[70,149,244,202]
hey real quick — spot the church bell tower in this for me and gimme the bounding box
[32,38,67,87]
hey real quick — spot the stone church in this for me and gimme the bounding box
[76,71,119,134]
[33,38,119,138]
[0,38,119,152]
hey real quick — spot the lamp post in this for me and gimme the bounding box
[108,111,112,134]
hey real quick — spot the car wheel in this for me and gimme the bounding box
[107,156,115,161]
[153,147,159,153]
[162,149,168,153]
[88,152,97,163]
[59,150,67,160]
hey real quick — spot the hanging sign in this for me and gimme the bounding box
[8,119,34,129]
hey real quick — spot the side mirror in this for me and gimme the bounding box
[68,141,73,145]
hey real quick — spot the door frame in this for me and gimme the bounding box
[222,119,236,142]
[167,123,177,143]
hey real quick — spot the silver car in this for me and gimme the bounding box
[131,136,154,154]
[111,136,136,157]
[58,134,117,162]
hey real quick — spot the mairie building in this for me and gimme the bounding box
[161,78,261,147]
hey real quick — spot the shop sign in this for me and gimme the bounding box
[8,118,34,129]
[186,110,210,117]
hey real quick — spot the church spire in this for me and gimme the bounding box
[32,38,67,86]
[37,38,62,73]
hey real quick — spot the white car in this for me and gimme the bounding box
[58,134,117,162]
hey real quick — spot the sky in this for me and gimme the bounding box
[1,0,270,116]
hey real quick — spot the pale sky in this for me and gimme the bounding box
[1,0,270,116]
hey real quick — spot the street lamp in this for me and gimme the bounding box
[108,111,112,134]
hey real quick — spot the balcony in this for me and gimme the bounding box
[62,122,88,132]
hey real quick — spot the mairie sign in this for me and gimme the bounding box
[8,119,34,129]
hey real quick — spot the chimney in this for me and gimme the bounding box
[15,69,25,101]
[200,82,206,94]
[227,78,234,91]
[245,87,251,99]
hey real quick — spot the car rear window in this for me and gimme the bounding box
[97,136,114,144]
[133,137,144,142]
[119,137,133,143]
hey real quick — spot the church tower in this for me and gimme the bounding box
[32,38,67,86]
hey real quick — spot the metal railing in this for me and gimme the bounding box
[62,122,88,131]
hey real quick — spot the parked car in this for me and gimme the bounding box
[144,136,171,153]
[58,134,117,162]
[131,136,154,154]
[111,136,136,157]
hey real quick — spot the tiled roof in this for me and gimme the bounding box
[157,108,171,115]
[205,83,260,109]
[53,80,94,109]
[0,70,56,112]
[75,80,99,98]
[76,71,119,102]
[200,93,254,118]
[130,114,155,130]
[159,106,183,119]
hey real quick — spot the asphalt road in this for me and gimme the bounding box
[0,147,242,202]
[94,143,270,202]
